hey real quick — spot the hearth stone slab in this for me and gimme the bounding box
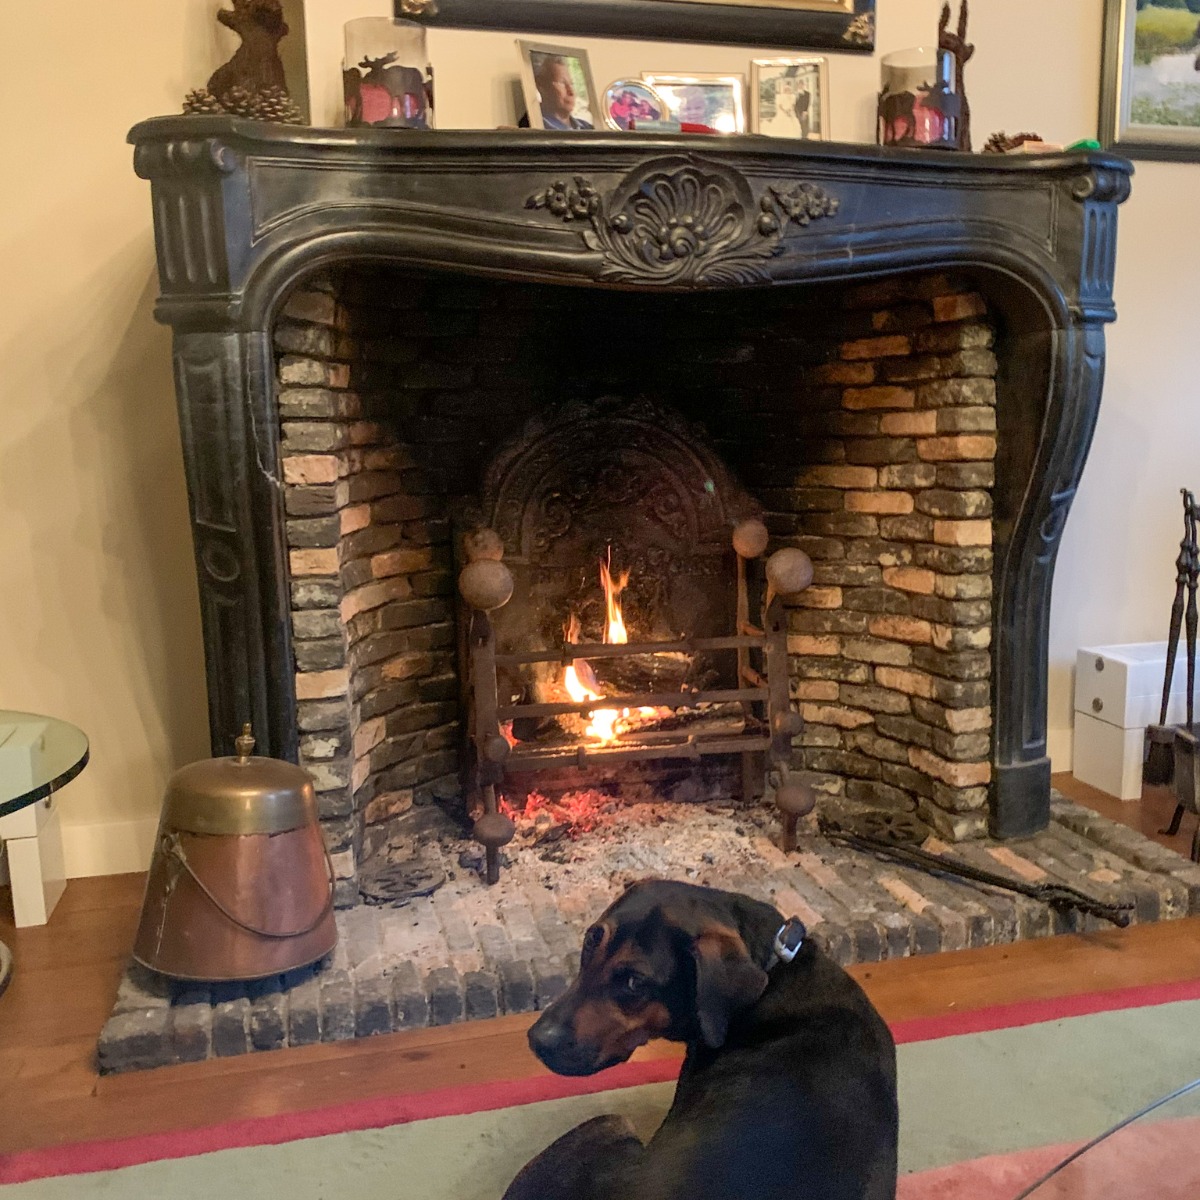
[96,792,1200,1073]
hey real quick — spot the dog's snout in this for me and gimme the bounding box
[528,1015,573,1063]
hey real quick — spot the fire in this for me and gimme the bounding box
[563,611,623,743]
[600,550,630,646]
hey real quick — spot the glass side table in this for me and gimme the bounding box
[0,711,89,999]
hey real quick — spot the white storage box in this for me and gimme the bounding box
[1074,641,1199,799]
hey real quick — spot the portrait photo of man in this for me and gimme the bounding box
[520,43,598,131]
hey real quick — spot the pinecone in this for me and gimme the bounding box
[254,85,305,125]
[217,84,303,124]
[183,87,224,115]
[217,85,258,118]
[982,131,1042,155]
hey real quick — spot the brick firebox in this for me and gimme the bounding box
[273,267,1000,903]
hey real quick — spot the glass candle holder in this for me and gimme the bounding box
[343,17,434,129]
[877,47,959,149]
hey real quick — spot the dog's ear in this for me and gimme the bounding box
[690,927,769,1049]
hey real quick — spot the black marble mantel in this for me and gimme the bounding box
[128,117,1132,839]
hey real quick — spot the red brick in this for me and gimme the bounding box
[882,566,936,594]
[932,292,987,322]
[933,520,993,547]
[867,615,934,644]
[916,435,997,462]
[910,746,991,787]
[846,491,914,515]
[843,386,916,411]
[283,454,341,485]
[841,335,912,361]
[880,411,938,436]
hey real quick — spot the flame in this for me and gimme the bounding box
[600,549,630,646]
[563,594,624,744]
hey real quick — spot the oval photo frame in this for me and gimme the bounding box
[601,78,674,131]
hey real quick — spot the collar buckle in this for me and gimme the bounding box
[770,917,807,967]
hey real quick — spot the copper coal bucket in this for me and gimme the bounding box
[133,726,337,981]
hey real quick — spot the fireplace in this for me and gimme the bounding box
[128,122,1133,906]
[101,123,1200,1071]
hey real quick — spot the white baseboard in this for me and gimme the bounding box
[1048,726,1074,776]
[61,816,158,878]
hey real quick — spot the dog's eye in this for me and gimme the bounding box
[584,925,605,952]
[618,970,649,997]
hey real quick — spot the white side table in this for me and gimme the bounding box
[0,711,88,997]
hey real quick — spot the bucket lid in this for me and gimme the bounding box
[162,725,318,835]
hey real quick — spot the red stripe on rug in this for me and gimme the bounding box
[4,974,1200,1185]
[888,975,1200,1044]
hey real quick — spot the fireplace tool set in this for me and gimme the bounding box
[1148,489,1200,861]
[458,519,817,883]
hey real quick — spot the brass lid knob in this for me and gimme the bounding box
[161,725,317,836]
[235,723,255,762]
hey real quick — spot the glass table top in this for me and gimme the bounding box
[1016,1076,1200,1198]
[0,710,89,819]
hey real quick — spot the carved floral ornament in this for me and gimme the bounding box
[525,157,839,286]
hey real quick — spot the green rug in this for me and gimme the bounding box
[5,991,1200,1199]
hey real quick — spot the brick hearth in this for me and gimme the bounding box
[97,795,1200,1072]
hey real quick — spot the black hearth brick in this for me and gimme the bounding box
[295,637,348,672]
[282,420,350,453]
[278,388,361,421]
[426,966,464,1025]
[499,960,537,1014]
[353,967,394,1037]
[319,970,357,1040]
[286,483,343,517]
[169,987,213,1064]
[392,962,430,1029]
[247,978,288,1052]
[211,992,252,1058]
[285,969,322,1047]
[97,1007,175,1073]
[287,515,343,548]
[531,959,569,1008]
[291,579,341,609]
[464,971,501,1020]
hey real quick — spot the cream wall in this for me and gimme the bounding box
[1,0,1194,880]
[0,2,227,875]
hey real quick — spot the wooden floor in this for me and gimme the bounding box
[2,773,1199,1156]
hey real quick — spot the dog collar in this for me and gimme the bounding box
[768,917,807,969]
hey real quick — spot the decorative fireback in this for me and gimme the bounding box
[475,395,760,653]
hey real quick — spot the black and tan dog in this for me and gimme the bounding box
[502,880,897,1200]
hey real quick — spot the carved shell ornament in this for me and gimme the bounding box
[525,157,838,286]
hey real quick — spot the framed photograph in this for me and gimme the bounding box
[643,74,747,134]
[1100,0,1200,160]
[408,0,875,54]
[518,40,599,131]
[751,57,829,139]
[601,79,678,132]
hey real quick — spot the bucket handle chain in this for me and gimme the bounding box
[161,831,336,939]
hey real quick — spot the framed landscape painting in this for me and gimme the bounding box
[405,0,876,53]
[1101,0,1200,160]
